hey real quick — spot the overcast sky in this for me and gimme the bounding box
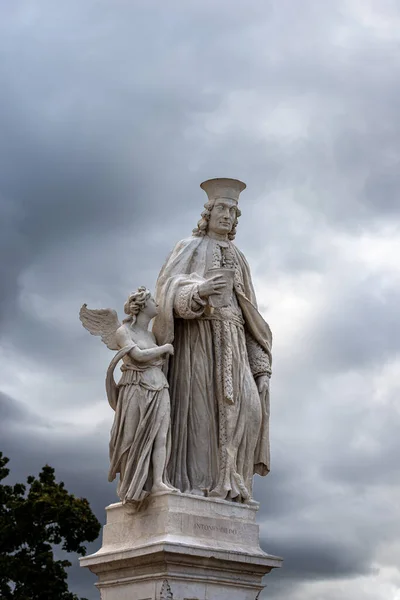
[1,1,400,598]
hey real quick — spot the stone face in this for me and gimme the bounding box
[80,492,282,600]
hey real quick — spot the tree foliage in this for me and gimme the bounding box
[0,452,101,600]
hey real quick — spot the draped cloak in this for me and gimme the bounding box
[153,235,272,502]
[105,344,171,504]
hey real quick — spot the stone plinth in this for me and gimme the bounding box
[81,492,282,600]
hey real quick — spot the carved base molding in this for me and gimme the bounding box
[80,492,282,600]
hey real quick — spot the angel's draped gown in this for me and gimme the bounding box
[107,339,171,503]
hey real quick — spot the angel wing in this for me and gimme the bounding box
[79,304,121,350]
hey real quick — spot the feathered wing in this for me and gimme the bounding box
[79,304,121,350]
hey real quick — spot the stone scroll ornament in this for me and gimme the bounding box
[153,178,273,504]
[79,287,177,504]
[160,580,173,600]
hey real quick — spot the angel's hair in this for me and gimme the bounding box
[123,286,152,324]
[192,199,241,241]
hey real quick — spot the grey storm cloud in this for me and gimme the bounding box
[1,1,400,599]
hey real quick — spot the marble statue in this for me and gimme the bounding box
[153,178,272,503]
[80,181,283,599]
[79,287,176,504]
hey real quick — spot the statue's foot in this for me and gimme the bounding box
[246,498,259,506]
[209,485,255,505]
[208,485,226,499]
[151,481,179,494]
[189,488,207,496]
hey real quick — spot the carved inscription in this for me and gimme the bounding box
[194,522,238,535]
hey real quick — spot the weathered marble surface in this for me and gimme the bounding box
[80,287,176,504]
[153,178,273,503]
[80,179,282,598]
[80,492,282,600]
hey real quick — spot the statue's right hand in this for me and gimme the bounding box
[163,343,174,356]
[198,275,227,299]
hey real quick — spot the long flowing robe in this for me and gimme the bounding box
[106,344,171,503]
[153,235,272,502]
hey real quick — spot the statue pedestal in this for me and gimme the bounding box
[80,492,282,600]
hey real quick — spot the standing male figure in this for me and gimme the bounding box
[153,178,272,503]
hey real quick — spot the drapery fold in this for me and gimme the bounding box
[153,236,273,501]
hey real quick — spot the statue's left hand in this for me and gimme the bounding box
[255,374,270,396]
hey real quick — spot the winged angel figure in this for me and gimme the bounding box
[79,287,176,504]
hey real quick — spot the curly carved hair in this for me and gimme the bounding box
[123,286,152,324]
[192,199,241,241]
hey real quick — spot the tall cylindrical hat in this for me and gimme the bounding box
[200,177,246,204]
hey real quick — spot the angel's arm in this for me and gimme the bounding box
[115,327,172,363]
